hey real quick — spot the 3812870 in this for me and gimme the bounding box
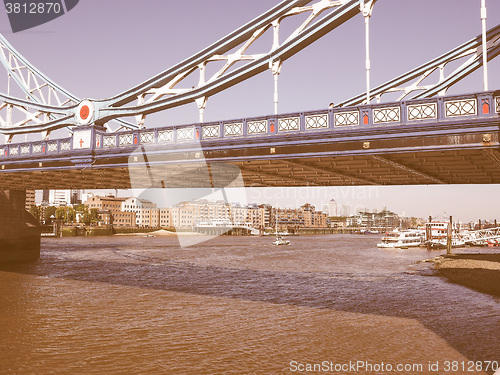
[5,2,62,14]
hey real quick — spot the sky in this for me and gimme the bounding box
[1,0,500,222]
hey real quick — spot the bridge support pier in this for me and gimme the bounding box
[0,190,41,262]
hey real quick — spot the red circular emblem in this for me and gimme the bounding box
[80,105,90,120]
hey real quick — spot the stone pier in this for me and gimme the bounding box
[0,190,41,262]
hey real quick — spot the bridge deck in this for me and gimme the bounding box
[0,91,499,189]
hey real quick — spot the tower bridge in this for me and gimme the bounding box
[0,0,499,261]
[0,91,499,189]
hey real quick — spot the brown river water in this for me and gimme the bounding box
[0,234,498,375]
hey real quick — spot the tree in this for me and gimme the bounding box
[82,208,100,226]
[73,204,85,212]
[66,207,76,223]
[90,208,100,223]
[81,211,92,226]
[55,207,67,221]
[29,205,41,221]
[44,206,57,223]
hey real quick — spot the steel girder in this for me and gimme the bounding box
[96,0,370,124]
[0,0,371,140]
[0,36,139,143]
[339,24,500,107]
[1,0,498,142]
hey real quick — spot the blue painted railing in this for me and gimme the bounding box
[1,91,499,158]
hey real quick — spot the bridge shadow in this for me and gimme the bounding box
[0,250,498,366]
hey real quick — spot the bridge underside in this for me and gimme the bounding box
[1,117,499,189]
[1,148,500,190]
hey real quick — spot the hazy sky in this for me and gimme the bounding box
[2,0,500,221]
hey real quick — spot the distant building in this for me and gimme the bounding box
[45,189,82,206]
[273,203,328,230]
[259,204,273,228]
[122,197,158,227]
[86,195,126,211]
[70,190,82,205]
[99,210,136,227]
[49,190,72,206]
[340,205,351,217]
[25,190,36,211]
[347,210,399,229]
[159,209,172,228]
[85,195,130,227]
[78,195,330,230]
[42,190,50,204]
[329,218,347,229]
[242,204,265,229]
[301,203,327,228]
[326,199,337,217]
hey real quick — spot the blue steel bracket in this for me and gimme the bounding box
[70,154,95,169]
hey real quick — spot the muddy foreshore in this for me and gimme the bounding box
[426,253,500,298]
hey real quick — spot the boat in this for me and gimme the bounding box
[425,236,466,249]
[423,221,466,249]
[272,218,290,245]
[272,235,290,246]
[195,220,260,235]
[377,229,425,249]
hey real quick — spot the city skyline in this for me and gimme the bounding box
[2,0,500,222]
[35,188,497,224]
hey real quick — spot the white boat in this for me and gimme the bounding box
[425,237,466,249]
[196,219,233,228]
[377,229,424,249]
[424,221,466,249]
[272,235,290,246]
[272,215,290,245]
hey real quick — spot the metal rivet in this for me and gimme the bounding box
[363,142,370,149]
[270,148,276,154]
[483,134,492,143]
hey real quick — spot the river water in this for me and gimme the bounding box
[0,234,498,374]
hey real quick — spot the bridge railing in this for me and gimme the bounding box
[1,91,498,158]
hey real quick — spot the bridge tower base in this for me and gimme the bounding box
[0,190,41,262]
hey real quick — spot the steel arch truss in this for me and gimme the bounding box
[0,34,137,143]
[0,34,79,142]
[0,0,370,140]
[97,0,369,126]
[339,24,500,107]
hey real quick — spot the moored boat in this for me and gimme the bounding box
[377,229,424,249]
[425,236,466,249]
[423,221,466,249]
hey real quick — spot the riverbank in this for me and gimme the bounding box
[57,226,164,237]
[114,229,200,236]
[426,254,500,298]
